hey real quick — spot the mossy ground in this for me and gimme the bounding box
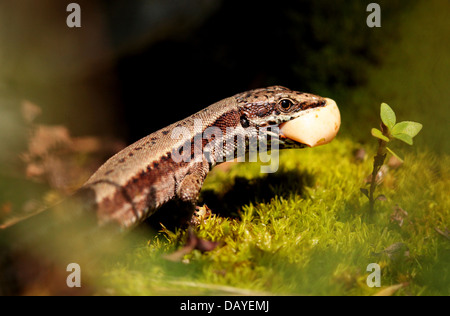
[99,139,449,296]
[97,1,449,296]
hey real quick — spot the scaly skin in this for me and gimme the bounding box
[80,86,327,229]
[0,85,329,238]
[0,86,331,294]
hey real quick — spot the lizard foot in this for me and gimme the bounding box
[190,204,212,226]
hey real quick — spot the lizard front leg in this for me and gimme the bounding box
[174,160,211,224]
[143,159,211,229]
[177,160,210,204]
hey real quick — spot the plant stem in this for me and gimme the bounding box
[368,124,390,215]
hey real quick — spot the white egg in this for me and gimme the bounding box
[280,98,341,147]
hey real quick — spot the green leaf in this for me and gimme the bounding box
[371,128,390,142]
[380,103,396,130]
[392,121,423,138]
[393,133,413,145]
[386,147,404,163]
[360,188,369,199]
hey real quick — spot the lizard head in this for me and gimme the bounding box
[234,85,341,148]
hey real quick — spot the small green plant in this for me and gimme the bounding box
[361,103,423,214]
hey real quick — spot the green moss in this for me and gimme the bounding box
[99,137,449,296]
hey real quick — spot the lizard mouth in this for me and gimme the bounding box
[279,98,341,148]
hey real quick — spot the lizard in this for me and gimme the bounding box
[0,85,340,253]
[0,86,341,294]
[78,85,339,230]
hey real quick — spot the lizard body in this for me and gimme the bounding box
[80,86,329,230]
[83,95,239,228]
[1,85,339,242]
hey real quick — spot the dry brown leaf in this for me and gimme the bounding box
[21,100,42,123]
[373,283,407,296]
[434,227,450,241]
[1,202,12,216]
[21,117,125,192]
[353,148,367,162]
[387,155,404,169]
[163,228,220,262]
[390,205,409,227]
[26,125,72,158]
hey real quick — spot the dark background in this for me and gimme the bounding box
[0,0,405,143]
[1,0,448,213]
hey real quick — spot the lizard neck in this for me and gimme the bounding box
[83,96,242,228]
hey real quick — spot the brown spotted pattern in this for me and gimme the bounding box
[83,86,328,229]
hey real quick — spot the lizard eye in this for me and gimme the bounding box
[279,99,293,112]
[240,115,250,128]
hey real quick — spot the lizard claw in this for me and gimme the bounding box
[190,204,212,226]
